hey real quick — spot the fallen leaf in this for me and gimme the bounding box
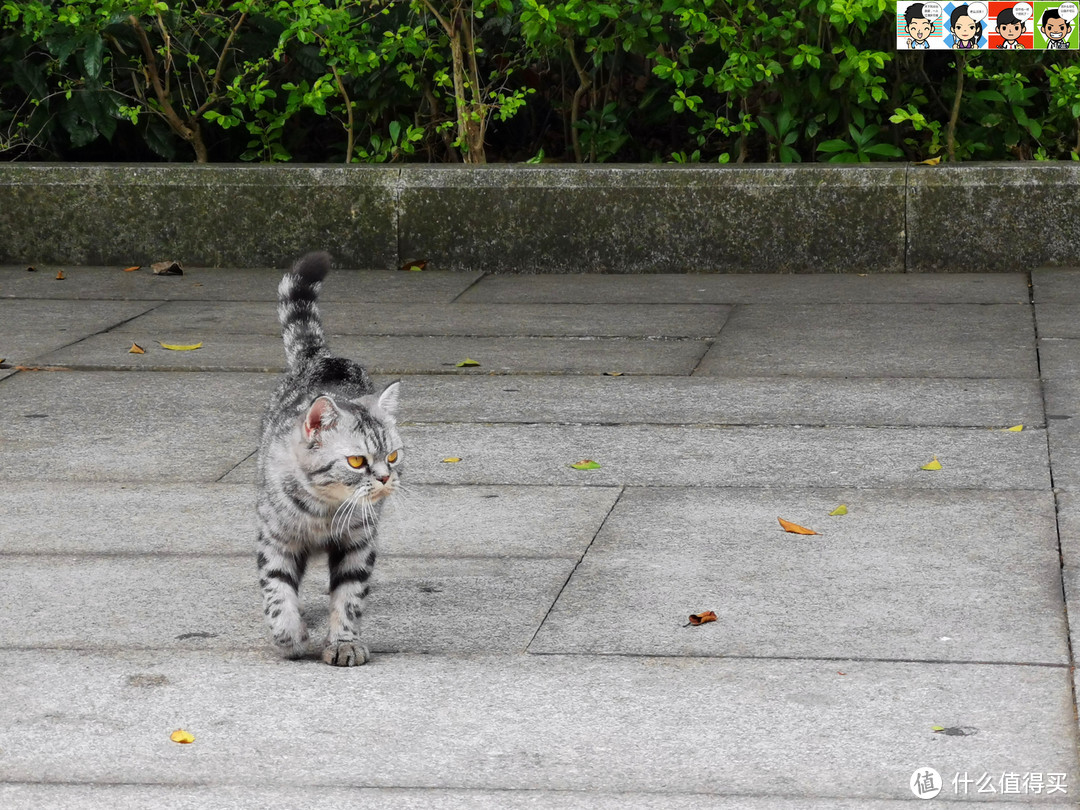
[55,270,65,280]
[123,265,141,272]
[931,725,945,732]
[400,259,427,271]
[837,671,846,675]
[455,358,480,367]
[917,156,942,165]
[128,342,146,354]
[687,610,717,626]
[920,456,942,471]
[170,729,195,744]
[828,504,847,516]
[570,459,602,470]
[1006,424,1023,432]
[778,517,819,535]
[151,260,183,276]
[441,457,462,463]
[158,341,203,351]
[603,372,624,376]
[26,266,35,272]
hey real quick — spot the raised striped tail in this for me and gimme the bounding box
[278,251,331,373]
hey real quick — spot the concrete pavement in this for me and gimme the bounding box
[0,265,1077,806]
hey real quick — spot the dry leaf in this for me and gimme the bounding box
[26,266,35,272]
[170,729,195,744]
[400,259,427,272]
[570,459,601,470]
[128,342,146,354]
[778,517,818,535]
[687,610,717,626]
[441,457,462,463]
[603,372,624,377]
[920,456,942,471]
[1006,424,1023,432]
[151,260,183,276]
[158,341,203,351]
[123,265,141,272]
[455,358,480,367]
[828,504,847,516]
[55,270,65,280]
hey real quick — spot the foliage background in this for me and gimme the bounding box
[2,0,1080,164]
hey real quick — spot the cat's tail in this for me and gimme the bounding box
[278,251,331,373]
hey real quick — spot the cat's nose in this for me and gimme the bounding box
[376,474,390,484]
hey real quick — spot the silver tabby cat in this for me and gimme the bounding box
[256,251,402,666]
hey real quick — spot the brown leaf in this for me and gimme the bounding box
[687,610,717,626]
[55,270,65,280]
[151,260,183,276]
[778,517,819,535]
[123,265,141,272]
[400,259,428,272]
[26,266,35,272]
[129,342,146,354]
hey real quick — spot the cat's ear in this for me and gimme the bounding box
[303,395,339,440]
[376,380,401,416]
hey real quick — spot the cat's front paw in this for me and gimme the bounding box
[272,626,309,659]
[322,639,370,667]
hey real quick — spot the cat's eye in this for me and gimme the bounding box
[387,450,399,464]
[346,455,367,469]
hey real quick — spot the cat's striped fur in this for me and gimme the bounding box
[256,251,402,666]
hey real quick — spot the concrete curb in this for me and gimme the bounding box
[2,163,1078,272]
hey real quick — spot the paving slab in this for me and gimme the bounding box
[696,304,1037,378]
[0,555,572,654]
[1,786,1048,810]
[0,299,160,365]
[1035,304,1080,339]
[0,372,274,483]
[0,482,618,559]
[459,272,1032,305]
[1039,339,1080,378]
[394,375,1045,428]
[0,266,482,303]
[243,424,1052,491]
[35,333,709,375]
[0,651,1073,801]
[1032,267,1080,303]
[112,301,731,338]
[529,488,1067,664]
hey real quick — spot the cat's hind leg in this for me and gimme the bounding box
[257,530,310,659]
[323,541,376,666]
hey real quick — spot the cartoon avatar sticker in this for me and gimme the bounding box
[905,3,937,47]
[996,3,1032,47]
[950,3,986,47]
[1040,5,1076,48]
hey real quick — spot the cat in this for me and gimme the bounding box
[255,251,402,666]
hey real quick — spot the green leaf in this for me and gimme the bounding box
[83,37,104,80]
[570,459,602,470]
[455,358,480,367]
[816,139,851,153]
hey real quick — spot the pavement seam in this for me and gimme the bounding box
[524,485,625,653]
[13,300,168,369]
[1030,267,1080,764]
[215,449,256,483]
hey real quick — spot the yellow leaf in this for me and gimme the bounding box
[123,265,141,272]
[687,610,717,626]
[603,371,624,376]
[570,459,602,470]
[128,342,146,354]
[158,342,203,351]
[170,729,194,744]
[917,156,942,166]
[455,358,480,367]
[920,456,942,471]
[931,725,945,732]
[1006,424,1023,432]
[441,457,462,463]
[828,504,847,516]
[778,517,818,535]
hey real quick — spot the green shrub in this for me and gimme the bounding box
[1,0,1078,163]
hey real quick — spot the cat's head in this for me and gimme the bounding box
[292,381,402,505]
